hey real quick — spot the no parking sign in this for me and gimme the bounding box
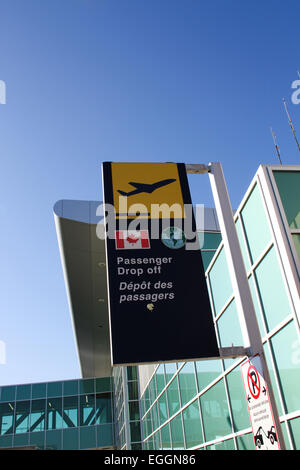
[241,355,280,450]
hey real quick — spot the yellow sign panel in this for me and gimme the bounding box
[111,162,185,218]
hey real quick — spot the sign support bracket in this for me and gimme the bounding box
[219,346,252,358]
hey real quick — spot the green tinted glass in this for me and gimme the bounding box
[158,392,168,425]
[236,432,256,450]
[208,247,233,315]
[217,299,243,348]
[273,170,300,229]
[80,426,96,449]
[15,401,30,434]
[178,362,197,407]
[0,386,16,402]
[182,400,203,448]
[255,247,291,331]
[62,427,79,450]
[16,384,31,401]
[226,366,250,431]
[235,217,250,272]
[47,382,63,398]
[47,398,63,430]
[201,251,216,271]
[0,402,14,435]
[196,359,222,391]
[96,423,114,448]
[200,379,231,442]
[241,184,272,264]
[167,377,180,417]
[64,380,79,396]
[271,321,300,414]
[156,364,166,394]
[45,430,62,450]
[30,399,46,432]
[170,413,184,449]
[292,234,300,263]
[161,423,171,449]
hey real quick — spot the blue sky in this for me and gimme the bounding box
[0,0,299,385]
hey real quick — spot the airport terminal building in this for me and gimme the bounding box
[0,164,299,450]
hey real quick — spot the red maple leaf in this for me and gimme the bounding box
[126,235,140,244]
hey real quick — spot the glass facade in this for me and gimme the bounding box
[0,378,114,450]
[140,166,300,450]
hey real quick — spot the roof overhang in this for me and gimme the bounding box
[53,200,111,378]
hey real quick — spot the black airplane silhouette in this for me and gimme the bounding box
[117,178,176,196]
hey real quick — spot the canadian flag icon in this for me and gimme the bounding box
[115,230,151,250]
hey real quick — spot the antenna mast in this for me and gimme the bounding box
[282,98,300,152]
[270,127,282,164]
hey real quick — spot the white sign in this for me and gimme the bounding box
[241,355,280,450]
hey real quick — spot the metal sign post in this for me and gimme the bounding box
[186,161,285,450]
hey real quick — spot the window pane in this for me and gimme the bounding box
[29,431,45,449]
[183,400,203,448]
[201,251,216,271]
[63,396,78,428]
[208,247,233,315]
[129,401,140,422]
[165,363,177,383]
[63,380,78,397]
[235,217,250,272]
[95,377,112,393]
[45,430,62,450]
[47,398,63,430]
[255,247,292,331]
[241,184,272,264]
[289,416,300,450]
[80,395,95,426]
[16,385,31,401]
[167,377,180,417]
[161,423,171,449]
[47,382,62,398]
[32,383,46,400]
[178,362,197,407]
[217,299,243,348]
[127,366,138,381]
[226,366,250,431]
[158,392,168,425]
[79,379,94,395]
[128,381,138,401]
[0,434,12,448]
[95,393,112,424]
[96,424,114,448]
[30,399,46,432]
[248,274,265,337]
[271,321,300,414]
[236,432,256,450]
[0,386,15,402]
[207,438,235,450]
[156,364,165,394]
[292,234,300,263]
[273,170,300,229]
[196,359,222,392]
[0,402,14,435]
[62,428,79,450]
[13,433,29,447]
[200,379,231,442]
[15,401,30,434]
[130,421,141,442]
[80,426,96,449]
[170,413,184,449]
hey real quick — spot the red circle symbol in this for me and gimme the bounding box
[247,365,260,399]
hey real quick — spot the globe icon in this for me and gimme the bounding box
[161,227,186,249]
